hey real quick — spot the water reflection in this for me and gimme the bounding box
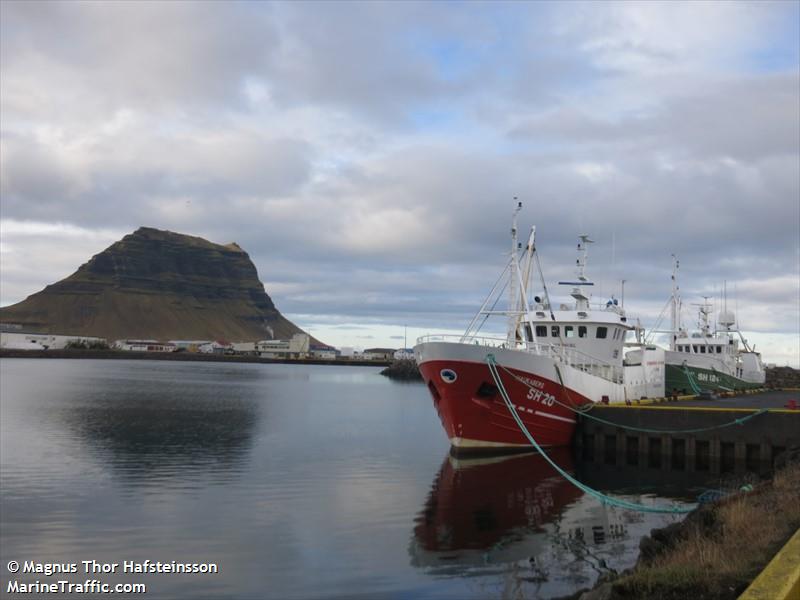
[56,392,259,482]
[410,450,690,597]
[26,362,266,484]
[410,450,581,569]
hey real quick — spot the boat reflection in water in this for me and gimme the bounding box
[411,449,578,566]
[409,449,681,596]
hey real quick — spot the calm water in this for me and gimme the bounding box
[1,359,698,599]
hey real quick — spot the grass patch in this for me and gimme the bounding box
[611,461,800,600]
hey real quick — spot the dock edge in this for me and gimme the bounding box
[738,527,800,600]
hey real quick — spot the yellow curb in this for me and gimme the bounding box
[597,405,800,414]
[739,527,800,600]
[618,388,782,407]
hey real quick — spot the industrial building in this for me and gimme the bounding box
[113,340,177,352]
[0,331,107,350]
[256,333,310,359]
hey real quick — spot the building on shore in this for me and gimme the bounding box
[1,331,107,350]
[198,341,234,355]
[310,346,339,359]
[169,340,214,352]
[363,348,396,361]
[256,333,310,359]
[113,339,177,352]
[231,342,258,355]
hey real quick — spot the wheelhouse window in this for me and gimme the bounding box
[578,326,587,338]
[551,325,560,337]
[536,325,547,337]
[565,325,575,338]
[596,327,607,339]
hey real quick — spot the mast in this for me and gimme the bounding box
[507,200,522,345]
[670,255,680,351]
[576,235,592,281]
[557,235,594,311]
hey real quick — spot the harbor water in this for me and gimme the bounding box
[1,359,706,599]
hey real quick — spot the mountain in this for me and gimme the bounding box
[0,227,307,342]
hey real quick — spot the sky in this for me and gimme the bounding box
[1,1,798,365]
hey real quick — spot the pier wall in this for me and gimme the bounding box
[575,405,800,477]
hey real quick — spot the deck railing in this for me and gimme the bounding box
[416,334,624,384]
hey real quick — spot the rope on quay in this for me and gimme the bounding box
[496,362,769,435]
[486,354,695,515]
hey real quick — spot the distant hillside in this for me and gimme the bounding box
[0,227,307,342]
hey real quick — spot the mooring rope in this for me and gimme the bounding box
[682,363,704,395]
[486,354,694,514]
[496,362,768,435]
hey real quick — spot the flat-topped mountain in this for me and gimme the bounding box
[0,227,306,342]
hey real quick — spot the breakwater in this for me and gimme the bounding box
[380,358,423,380]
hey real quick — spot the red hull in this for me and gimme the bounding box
[418,359,590,452]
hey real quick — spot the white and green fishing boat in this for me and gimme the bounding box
[659,258,765,395]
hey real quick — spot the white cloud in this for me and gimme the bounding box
[0,220,126,305]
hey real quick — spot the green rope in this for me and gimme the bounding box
[496,363,768,435]
[682,364,703,395]
[486,354,694,514]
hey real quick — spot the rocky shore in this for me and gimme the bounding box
[380,358,422,381]
[766,366,800,389]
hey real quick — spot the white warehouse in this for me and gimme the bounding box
[1,331,107,350]
[256,333,310,359]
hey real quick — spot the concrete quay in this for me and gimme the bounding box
[575,390,800,476]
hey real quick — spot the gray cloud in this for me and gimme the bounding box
[1,1,798,364]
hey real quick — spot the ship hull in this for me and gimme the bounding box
[665,363,763,395]
[415,342,594,454]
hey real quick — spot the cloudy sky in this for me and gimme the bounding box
[1,1,798,365]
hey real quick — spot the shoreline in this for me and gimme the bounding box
[0,349,391,368]
[568,452,800,600]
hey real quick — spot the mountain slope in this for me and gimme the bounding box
[0,227,306,342]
